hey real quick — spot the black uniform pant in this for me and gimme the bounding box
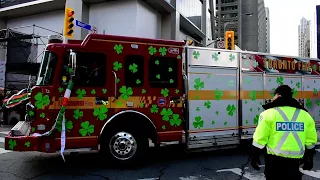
[264,154,303,180]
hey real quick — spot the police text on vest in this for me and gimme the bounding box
[276,122,304,132]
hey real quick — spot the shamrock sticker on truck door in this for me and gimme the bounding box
[79,121,95,136]
[34,92,50,109]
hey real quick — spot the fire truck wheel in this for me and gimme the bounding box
[102,129,148,165]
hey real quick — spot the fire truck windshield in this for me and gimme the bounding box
[36,51,57,86]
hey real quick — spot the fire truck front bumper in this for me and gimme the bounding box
[4,121,39,152]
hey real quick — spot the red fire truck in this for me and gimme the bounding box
[4,33,320,164]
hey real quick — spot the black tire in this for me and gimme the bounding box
[100,126,149,167]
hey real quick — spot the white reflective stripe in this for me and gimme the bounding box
[273,107,304,156]
[267,146,304,156]
[252,140,265,149]
[64,89,71,98]
[306,144,315,149]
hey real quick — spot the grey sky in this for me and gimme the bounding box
[264,0,319,57]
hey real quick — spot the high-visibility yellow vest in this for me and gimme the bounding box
[252,106,317,159]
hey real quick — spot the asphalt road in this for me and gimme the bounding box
[1,126,320,180]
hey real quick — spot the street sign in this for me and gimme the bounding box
[217,40,225,49]
[75,20,92,31]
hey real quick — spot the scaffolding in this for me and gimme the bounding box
[0,24,62,91]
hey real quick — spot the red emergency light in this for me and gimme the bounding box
[68,10,74,17]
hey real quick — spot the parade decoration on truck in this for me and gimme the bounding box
[3,33,320,164]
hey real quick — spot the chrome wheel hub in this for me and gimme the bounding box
[109,132,137,160]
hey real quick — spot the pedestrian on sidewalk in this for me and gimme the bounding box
[250,85,317,180]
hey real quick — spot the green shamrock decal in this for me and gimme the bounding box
[195,96,199,100]
[119,86,133,100]
[224,121,228,126]
[148,46,157,55]
[129,63,138,73]
[40,113,45,118]
[161,88,169,97]
[312,65,317,71]
[244,100,248,104]
[93,106,108,121]
[253,61,259,68]
[170,79,174,84]
[257,107,261,111]
[8,139,17,150]
[193,51,200,59]
[216,111,219,115]
[162,125,166,130]
[314,88,318,94]
[31,127,35,133]
[161,108,173,121]
[207,74,212,79]
[226,104,236,116]
[245,120,249,124]
[291,80,293,84]
[253,115,259,125]
[214,89,224,100]
[116,78,120,83]
[175,89,179,94]
[34,92,50,109]
[228,80,235,87]
[316,100,320,106]
[29,111,34,117]
[76,89,86,99]
[296,82,301,88]
[25,141,31,147]
[306,98,312,108]
[79,121,95,137]
[102,89,107,94]
[177,55,181,59]
[139,102,145,108]
[212,120,215,125]
[56,118,73,132]
[193,116,204,129]
[136,79,141,85]
[194,78,204,90]
[276,76,284,85]
[113,61,122,71]
[159,47,167,56]
[170,114,182,127]
[250,108,253,112]
[249,91,257,101]
[155,60,159,65]
[168,67,173,72]
[114,44,123,54]
[73,109,83,120]
[292,88,298,98]
[196,107,200,111]
[150,104,159,113]
[229,54,235,62]
[58,87,64,93]
[156,74,161,79]
[212,53,218,61]
[204,101,211,109]
[142,89,147,94]
[91,89,96,95]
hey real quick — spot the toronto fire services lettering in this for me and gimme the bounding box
[263,57,314,72]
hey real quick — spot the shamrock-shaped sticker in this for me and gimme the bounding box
[93,106,108,121]
[292,88,298,98]
[253,61,259,68]
[113,61,122,71]
[276,76,284,85]
[156,74,161,79]
[214,89,224,100]
[73,109,83,120]
[25,141,31,147]
[102,89,107,94]
[159,47,167,56]
[40,112,45,118]
[76,89,86,99]
[161,108,173,121]
[175,89,179,94]
[193,51,200,59]
[79,121,95,137]
[193,116,204,129]
[168,67,173,72]
[142,89,147,94]
[204,101,211,109]
[58,87,64,93]
[170,114,182,127]
[129,63,138,73]
[226,104,236,116]
[150,104,159,113]
[8,139,17,150]
[148,46,157,55]
[212,53,218,61]
[296,82,301,88]
[229,54,235,62]
[161,88,169,97]
[306,98,312,108]
[91,89,96,95]
[249,90,257,101]
[162,125,166,130]
[119,86,133,100]
[34,92,50,109]
[253,115,259,125]
[194,78,204,90]
[114,44,123,54]
[136,79,141,85]
[155,60,159,65]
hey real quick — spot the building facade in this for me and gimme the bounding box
[265,7,270,53]
[298,17,311,58]
[0,0,214,90]
[215,0,268,53]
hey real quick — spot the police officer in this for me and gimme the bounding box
[251,85,317,180]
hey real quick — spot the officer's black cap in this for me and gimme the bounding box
[271,85,293,98]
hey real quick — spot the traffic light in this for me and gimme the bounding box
[64,7,75,38]
[225,31,235,50]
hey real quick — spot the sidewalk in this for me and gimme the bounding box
[0,125,13,132]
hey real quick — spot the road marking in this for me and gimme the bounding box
[299,168,320,178]
[217,166,266,180]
